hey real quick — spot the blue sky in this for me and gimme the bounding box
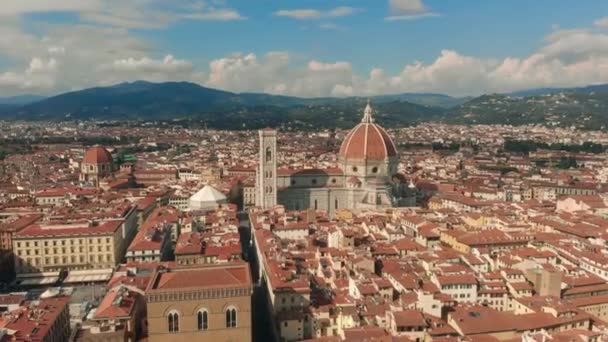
[1,0,608,97]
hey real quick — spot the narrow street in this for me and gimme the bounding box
[238,211,276,342]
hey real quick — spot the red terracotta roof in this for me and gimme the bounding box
[15,220,123,238]
[148,262,251,290]
[83,146,112,164]
[339,122,397,160]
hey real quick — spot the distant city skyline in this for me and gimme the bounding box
[1,0,608,97]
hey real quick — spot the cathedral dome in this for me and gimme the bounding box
[83,146,113,165]
[339,102,397,160]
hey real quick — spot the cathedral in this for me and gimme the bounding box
[256,102,415,215]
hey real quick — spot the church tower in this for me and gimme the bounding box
[256,128,277,209]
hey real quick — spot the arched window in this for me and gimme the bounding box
[226,307,237,328]
[265,147,272,162]
[314,199,318,210]
[197,310,209,330]
[167,311,179,333]
[335,198,338,209]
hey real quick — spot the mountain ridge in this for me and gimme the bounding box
[3,81,608,130]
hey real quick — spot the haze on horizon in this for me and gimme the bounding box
[1,0,608,98]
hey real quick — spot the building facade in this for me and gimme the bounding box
[12,206,138,274]
[145,263,253,342]
[255,102,414,216]
[256,129,278,209]
[80,146,114,187]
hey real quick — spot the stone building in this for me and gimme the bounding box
[80,146,114,187]
[255,102,415,215]
[145,262,252,342]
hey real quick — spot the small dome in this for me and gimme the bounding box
[83,146,112,164]
[339,102,397,160]
[190,185,227,203]
[189,185,228,211]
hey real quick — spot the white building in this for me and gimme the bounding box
[189,185,228,211]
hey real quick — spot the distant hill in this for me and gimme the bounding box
[372,93,471,108]
[11,81,238,120]
[510,83,608,97]
[446,92,608,129]
[0,81,442,129]
[4,81,608,130]
[0,94,46,105]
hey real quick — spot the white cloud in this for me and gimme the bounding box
[79,1,246,29]
[0,22,200,95]
[27,57,58,74]
[207,52,291,94]
[385,12,440,21]
[0,0,101,16]
[0,1,245,29]
[110,55,193,73]
[0,57,57,91]
[386,0,438,21]
[595,17,608,28]
[308,61,351,72]
[389,0,426,14]
[183,9,246,21]
[200,28,608,97]
[205,52,357,97]
[275,6,358,20]
[3,13,608,98]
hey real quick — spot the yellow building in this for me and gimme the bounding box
[439,230,471,254]
[12,209,137,274]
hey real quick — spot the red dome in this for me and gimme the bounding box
[83,146,112,164]
[339,103,397,160]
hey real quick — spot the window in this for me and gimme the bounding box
[314,199,318,210]
[168,311,179,333]
[311,178,317,185]
[372,167,378,173]
[226,307,237,328]
[352,166,358,172]
[265,147,272,162]
[198,310,209,330]
[335,198,338,210]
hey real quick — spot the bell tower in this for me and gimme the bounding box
[256,128,277,209]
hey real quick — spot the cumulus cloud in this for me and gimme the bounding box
[0,57,58,91]
[78,1,246,29]
[0,22,201,95]
[207,52,291,94]
[205,52,357,97]
[0,1,245,29]
[274,7,358,20]
[110,55,193,73]
[0,0,101,16]
[201,28,608,97]
[386,0,438,21]
[3,13,608,98]
[595,17,608,28]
